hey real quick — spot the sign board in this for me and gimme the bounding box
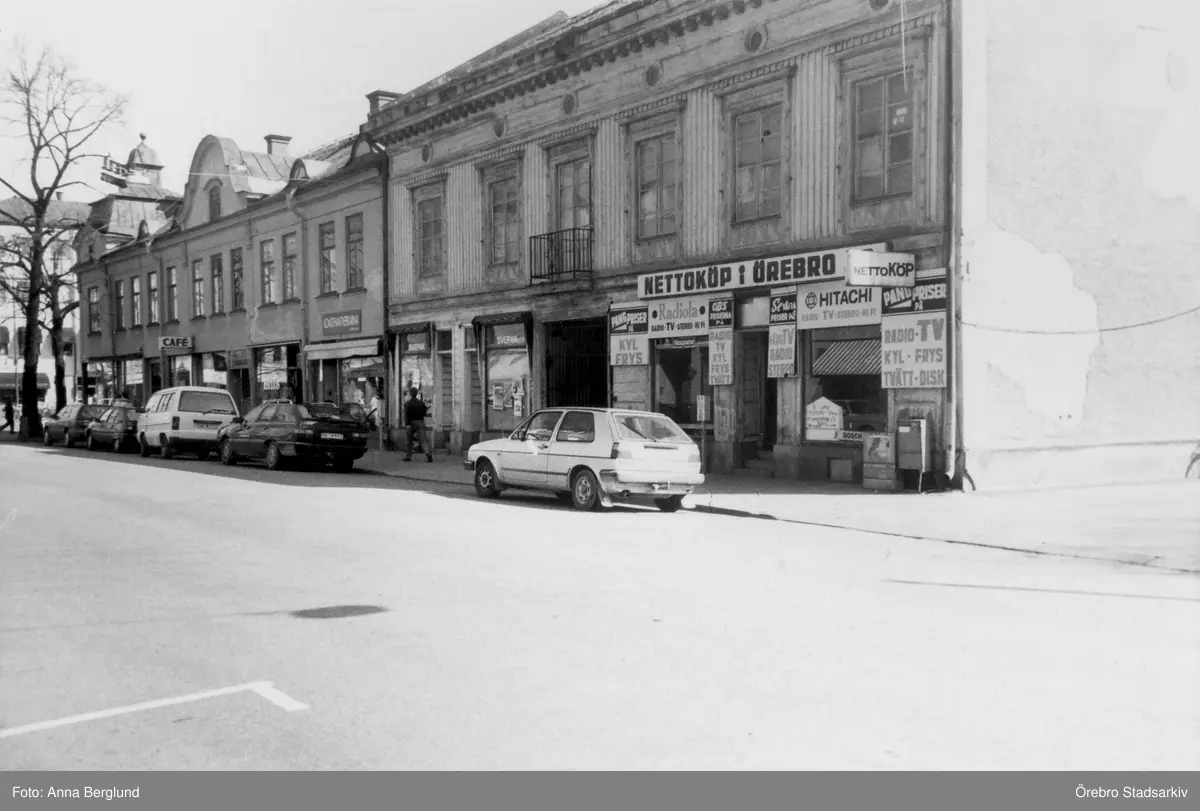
[767,325,796,378]
[228,349,250,369]
[609,307,649,335]
[708,297,734,329]
[863,432,896,465]
[322,310,363,337]
[609,334,649,366]
[157,336,192,351]
[708,327,733,386]
[696,394,708,416]
[647,297,709,337]
[797,281,882,329]
[881,271,948,389]
[768,293,797,326]
[846,250,917,288]
[805,397,844,441]
[636,243,888,299]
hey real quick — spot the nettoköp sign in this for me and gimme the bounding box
[846,249,917,288]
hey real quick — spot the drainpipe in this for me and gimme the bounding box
[943,0,963,488]
[380,151,391,451]
[286,188,307,401]
[104,260,117,400]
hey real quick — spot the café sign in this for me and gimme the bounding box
[157,336,192,351]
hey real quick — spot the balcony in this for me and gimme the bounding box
[529,227,593,283]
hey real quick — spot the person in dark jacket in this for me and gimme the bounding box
[403,388,433,462]
[2,397,14,433]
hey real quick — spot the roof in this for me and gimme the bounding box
[300,134,357,163]
[0,197,92,228]
[238,150,293,182]
[117,183,180,202]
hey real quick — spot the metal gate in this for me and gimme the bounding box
[545,318,608,408]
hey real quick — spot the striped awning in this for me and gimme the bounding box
[812,339,882,376]
[0,372,51,389]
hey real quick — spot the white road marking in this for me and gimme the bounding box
[0,681,307,739]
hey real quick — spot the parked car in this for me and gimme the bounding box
[84,405,141,453]
[217,401,369,471]
[137,386,240,460]
[42,403,106,447]
[464,408,704,512]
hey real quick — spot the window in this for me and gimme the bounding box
[853,70,913,200]
[654,340,710,424]
[191,259,205,317]
[208,184,222,221]
[319,223,336,293]
[805,329,886,440]
[88,286,101,332]
[178,390,236,415]
[614,411,690,442]
[555,156,591,230]
[416,190,444,278]
[230,248,244,309]
[282,233,297,300]
[485,323,529,432]
[260,239,276,304]
[210,254,224,314]
[114,280,125,329]
[636,133,677,238]
[522,410,563,442]
[166,266,178,321]
[128,277,141,327]
[555,411,596,443]
[147,271,159,323]
[345,214,363,289]
[733,105,783,222]
[488,176,521,265]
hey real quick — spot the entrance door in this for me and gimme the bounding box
[739,332,767,448]
[545,318,607,408]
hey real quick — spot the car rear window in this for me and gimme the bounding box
[78,405,104,420]
[613,412,690,443]
[298,404,359,423]
[177,391,236,414]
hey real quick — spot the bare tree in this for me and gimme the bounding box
[0,44,126,437]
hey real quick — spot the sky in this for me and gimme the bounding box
[0,0,604,203]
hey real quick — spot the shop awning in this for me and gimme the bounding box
[303,337,382,361]
[472,311,531,329]
[812,339,882,376]
[389,321,432,336]
[0,372,51,390]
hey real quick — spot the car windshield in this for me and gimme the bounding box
[298,404,359,423]
[612,412,691,443]
[177,391,237,414]
[78,405,105,420]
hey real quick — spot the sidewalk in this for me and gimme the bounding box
[357,448,1200,574]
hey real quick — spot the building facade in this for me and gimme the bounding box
[73,132,387,414]
[368,0,950,484]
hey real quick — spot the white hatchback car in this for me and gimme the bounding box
[464,408,704,512]
[137,386,240,460]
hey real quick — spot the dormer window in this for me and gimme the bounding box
[207,183,222,221]
[137,220,150,241]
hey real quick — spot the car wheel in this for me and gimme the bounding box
[571,469,601,512]
[474,460,500,499]
[139,434,151,457]
[42,430,53,446]
[159,435,174,459]
[264,442,282,471]
[114,436,126,454]
[64,432,75,448]
[86,433,95,451]
[655,495,685,513]
[219,439,237,466]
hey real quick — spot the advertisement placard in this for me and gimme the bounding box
[708,297,734,329]
[609,334,650,366]
[609,307,649,335]
[647,297,709,337]
[768,293,797,326]
[881,270,948,389]
[708,327,733,386]
[805,397,844,441]
[846,250,917,288]
[797,281,882,329]
[767,325,796,378]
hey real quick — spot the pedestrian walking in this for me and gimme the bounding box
[403,388,433,463]
[2,397,14,434]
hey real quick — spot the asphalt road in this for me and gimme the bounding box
[1,442,1197,770]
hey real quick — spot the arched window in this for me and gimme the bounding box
[137,221,150,241]
[208,184,222,221]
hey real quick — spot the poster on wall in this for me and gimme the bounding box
[797,280,882,329]
[491,383,505,411]
[767,325,796,378]
[708,327,733,386]
[647,296,710,337]
[881,271,948,389]
[609,334,650,366]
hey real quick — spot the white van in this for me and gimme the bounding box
[138,386,240,460]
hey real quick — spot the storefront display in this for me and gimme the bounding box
[804,326,886,441]
[121,358,144,406]
[654,337,709,425]
[483,323,528,432]
[170,355,192,387]
[254,344,300,403]
[201,352,228,389]
[86,360,115,401]
[399,331,432,415]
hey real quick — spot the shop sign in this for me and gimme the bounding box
[806,397,845,442]
[881,273,948,315]
[658,338,697,349]
[609,307,649,335]
[846,250,917,288]
[228,349,250,369]
[609,334,649,366]
[403,333,429,354]
[767,325,796,378]
[322,310,362,337]
[636,243,888,300]
[798,281,882,329]
[708,327,733,386]
[648,296,709,337]
[157,336,192,351]
[768,293,797,326]
[881,271,948,389]
[708,297,734,329]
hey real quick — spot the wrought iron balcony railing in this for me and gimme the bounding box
[529,227,593,282]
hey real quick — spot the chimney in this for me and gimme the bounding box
[265,134,292,156]
[56,192,63,201]
[367,90,402,115]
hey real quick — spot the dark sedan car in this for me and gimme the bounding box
[217,401,369,471]
[84,406,141,453]
[42,403,106,447]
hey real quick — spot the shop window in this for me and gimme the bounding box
[400,331,433,422]
[555,411,595,443]
[170,355,191,387]
[733,105,783,223]
[805,331,886,438]
[653,339,709,425]
[485,323,529,432]
[202,353,228,389]
[343,356,384,410]
[122,359,144,406]
[254,346,290,402]
[853,69,914,201]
